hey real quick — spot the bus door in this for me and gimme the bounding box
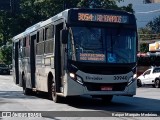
[19,39,24,87]
[54,22,65,93]
[14,42,19,84]
[30,34,36,88]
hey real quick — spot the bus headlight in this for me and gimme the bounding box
[69,73,83,85]
[69,73,76,79]
[133,74,137,79]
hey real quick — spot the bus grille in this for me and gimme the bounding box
[84,82,127,91]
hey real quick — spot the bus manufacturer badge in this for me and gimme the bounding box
[86,76,102,80]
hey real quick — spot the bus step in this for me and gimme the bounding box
[56,93,64,96]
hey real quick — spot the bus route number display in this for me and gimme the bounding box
[78,13,128,23]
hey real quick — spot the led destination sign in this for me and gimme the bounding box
[80,53,105,62]
[78,13,128,23]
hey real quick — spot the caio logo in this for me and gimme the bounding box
[86,76,102,80]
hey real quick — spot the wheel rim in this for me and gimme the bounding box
[155,80,159,88]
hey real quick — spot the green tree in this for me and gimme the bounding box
[18,0,134,32]
[77,0,134,13]
[0,11,13,45]
[1,0,134,37]
[16,0,79,31]
[146,16,160,33]
[0,0,134,63]
[140,43,148,53]
[0,45,12,65]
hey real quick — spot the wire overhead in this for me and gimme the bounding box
[136,9,160,14]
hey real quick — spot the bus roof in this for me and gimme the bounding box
[12,8,135,42]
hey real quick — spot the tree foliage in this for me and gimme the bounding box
[0,45,12,65]
[138,15,160,52]
[0,0,134,63]
[146,15,160,33]
[1,0,134,36]
[77,0,134,13]
[140,43,148,53]
[0,12,13,45]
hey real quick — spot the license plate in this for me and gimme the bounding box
[101,86,112,91]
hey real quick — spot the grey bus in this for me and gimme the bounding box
[12,8,138,103]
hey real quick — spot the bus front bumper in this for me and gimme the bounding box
[65,77,137,96]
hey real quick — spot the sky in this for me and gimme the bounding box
[118,0,160,28]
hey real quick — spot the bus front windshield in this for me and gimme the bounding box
[67,27,136,64]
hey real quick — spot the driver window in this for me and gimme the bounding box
[143,70,151,76]
[67,31,72,59]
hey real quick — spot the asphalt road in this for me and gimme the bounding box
[0,75,160,120]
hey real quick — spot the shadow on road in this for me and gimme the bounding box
[1,90,160,113]
[61,95,160,112]
[33,91,160,112]
[38,94,160,118]
[0,91,37,100]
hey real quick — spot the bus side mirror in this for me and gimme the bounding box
[61,29,68,44]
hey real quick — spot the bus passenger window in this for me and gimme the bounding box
[45,28,48,40]
[23,37,26,47]
[39,29,44,42]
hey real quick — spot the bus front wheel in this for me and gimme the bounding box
[48,80,62,103]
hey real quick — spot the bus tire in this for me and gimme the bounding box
[22,75,32,95]
[48,76,61,103]
[101,95,113,103]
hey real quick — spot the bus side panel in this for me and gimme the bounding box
[18,40,23,87]
[18,58,23,87]
[54,23,64,92]
[30,35,36,88]
[25,36,32,89]
[35,25,55,92]
[35,29,46,91]
[14,42,19,84]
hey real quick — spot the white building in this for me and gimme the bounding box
[145,0,160,3]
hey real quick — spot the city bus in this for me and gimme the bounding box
[12,8,138,103]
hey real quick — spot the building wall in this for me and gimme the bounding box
[153,0,160,3]
[145,0,160,3]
